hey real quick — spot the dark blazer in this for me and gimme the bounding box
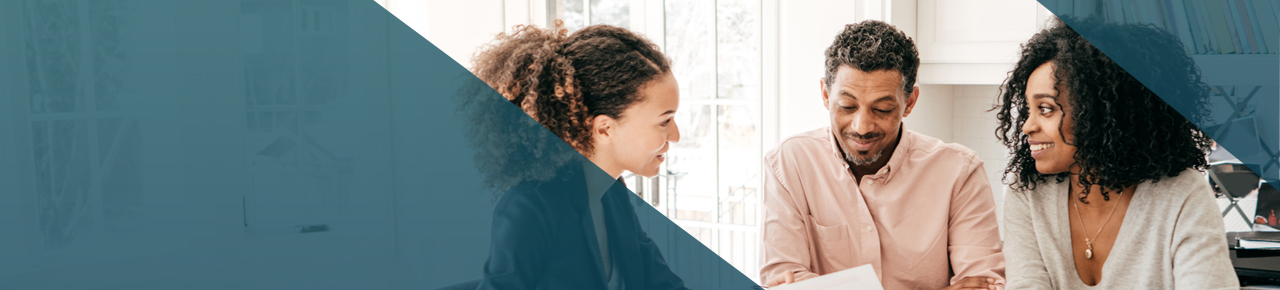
[477,165,689,290]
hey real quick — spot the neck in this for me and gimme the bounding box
[1067,170,1135,208]
[582,160,618,200]
[585,155,623,180]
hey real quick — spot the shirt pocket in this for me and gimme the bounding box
[811,217,854,272]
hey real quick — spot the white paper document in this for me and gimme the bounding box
[1239,239,1280,249]
[768,264,883,290]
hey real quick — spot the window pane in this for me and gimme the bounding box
[717,0,761,101]
[665,0,714,100]
[559,0,627,32]
[562,0,585,31]
[668,104,716,222]
[589,0,628,28]
[717,104,759,227]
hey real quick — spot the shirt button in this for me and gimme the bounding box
[865,226,874,232]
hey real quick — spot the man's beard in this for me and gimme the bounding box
[841,131,885,166]
[843,148,882,166]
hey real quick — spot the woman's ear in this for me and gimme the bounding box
[590,115,614,146]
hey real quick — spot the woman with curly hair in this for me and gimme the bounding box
[460,22,688,290]
[995,18,1237,289]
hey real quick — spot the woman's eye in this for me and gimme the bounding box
[661,118,672,126]
[1039,106,1052,115]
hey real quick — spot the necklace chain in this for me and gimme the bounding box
[1072,192,1124,258]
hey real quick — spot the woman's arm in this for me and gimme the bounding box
[1002,186,1055,289]
[1171,179,1239,290]
[477,190,553,290]
[632,219,692,290]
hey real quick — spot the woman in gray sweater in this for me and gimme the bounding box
[992,18,1238,289]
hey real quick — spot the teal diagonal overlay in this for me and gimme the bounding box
[1038,0,1280,186]
[0,0,757,289]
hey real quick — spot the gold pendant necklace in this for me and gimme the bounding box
[1072,192,1123,259]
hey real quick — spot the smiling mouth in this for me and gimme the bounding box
[1030,143,1054,153]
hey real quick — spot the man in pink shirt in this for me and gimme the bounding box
[760,20,1004,290]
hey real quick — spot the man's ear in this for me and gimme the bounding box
[819,79,831,109]
[902,86,920,117]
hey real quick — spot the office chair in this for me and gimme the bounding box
[1209,161,1260,227]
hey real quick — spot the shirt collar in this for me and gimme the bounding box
[826,124,914,184]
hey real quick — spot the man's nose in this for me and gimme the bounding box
[850,111,876,136]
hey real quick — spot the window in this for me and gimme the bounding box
[17,0,142,248]
[662,0,763,279]
[556,0,630,31]
[241,0,354,231]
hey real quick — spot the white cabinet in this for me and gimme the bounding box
[915,0,1054,85]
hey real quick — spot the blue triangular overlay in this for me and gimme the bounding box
[1037,0,1280,188]
[0,0,756,288]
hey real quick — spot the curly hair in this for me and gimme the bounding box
[993,17,1213,203]
[824,20,919,94]
[458,21,671,196]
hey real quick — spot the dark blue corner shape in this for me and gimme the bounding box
[1037,0,1280,187]
[0,0,757,289]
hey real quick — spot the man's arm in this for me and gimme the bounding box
[760,158,821,285]
[946,160,1006,287]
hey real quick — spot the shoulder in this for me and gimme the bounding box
[1003,177,1065,205]
[768,128,829,158]
[901,129,983,168]
[1144,168,1215,210]
[766,128,832,168]
[494,180,573,223]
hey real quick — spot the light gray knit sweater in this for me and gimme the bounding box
[1003,169,1239,289]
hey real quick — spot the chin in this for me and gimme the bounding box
[1034,163,1067,175]
[632,167,660,178]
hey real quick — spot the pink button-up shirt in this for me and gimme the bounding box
[761,127,1005,289]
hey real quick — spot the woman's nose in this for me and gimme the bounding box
[669,121,681,143]
[1021,115,1038,135]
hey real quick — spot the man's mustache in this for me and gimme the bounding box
[843,131,884,142]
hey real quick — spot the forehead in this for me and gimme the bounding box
[632,74,680,110]
[1024,62,1061,100]
[831,65,903,96]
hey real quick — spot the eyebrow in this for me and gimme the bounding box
[659,109,676,116]
[1033,93,1058,100]
[839,91,897,103]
